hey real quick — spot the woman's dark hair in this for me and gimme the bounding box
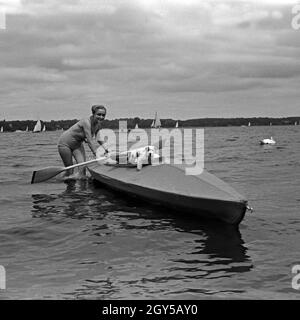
[91,105,106,115]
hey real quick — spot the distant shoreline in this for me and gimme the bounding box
[0,116,299,132]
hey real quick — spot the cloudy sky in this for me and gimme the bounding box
[0,0,300,120]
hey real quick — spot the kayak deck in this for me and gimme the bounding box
[88,163,248,225]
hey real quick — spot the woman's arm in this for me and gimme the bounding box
[81,119,98,156]
[96,134,109,154]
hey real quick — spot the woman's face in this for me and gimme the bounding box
[94,109,106,122]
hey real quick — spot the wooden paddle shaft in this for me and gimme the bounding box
[64,157,106,171]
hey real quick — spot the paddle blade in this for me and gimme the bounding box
[31,166,65,184]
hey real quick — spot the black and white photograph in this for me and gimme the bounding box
[0,0,300,304]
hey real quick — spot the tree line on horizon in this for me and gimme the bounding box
[0,116,299,132]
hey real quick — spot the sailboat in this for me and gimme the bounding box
[152,112,161,129]
[175,121,179,128]
[130,122,143,133]
[1,118,4,132]
[295,121,298,126]
[33,120,42,133]
[128,123,143,140]
[42,124,46,132]
[248,122,251,127]
[19,126,29,133]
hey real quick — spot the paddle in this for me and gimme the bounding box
[31,138,166,184]
[31,156,109,184]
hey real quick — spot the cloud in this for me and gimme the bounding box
[1,0,300,120]
[237,59,300,79]
[0,0,22,13]
[13,0,117,15]
[150,75,268,93]
[0,67,67,83]
[62,57,121,70]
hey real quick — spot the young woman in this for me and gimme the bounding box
[57,105,109,177]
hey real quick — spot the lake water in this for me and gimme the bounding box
[0,125,299,299]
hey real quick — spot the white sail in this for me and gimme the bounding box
[248,122,251,127]
[175,121,178,128]
[153,112,161,128]
[151,120,154,128]
[42,125,46,132]
[0,126,3,133]
[26,126,28,132]
[33,120,42,132]
[135,123,138,129]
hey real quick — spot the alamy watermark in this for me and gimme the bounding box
[292,4,300,30]
[0,265,6,290]
[292,265,300,290]
[98,121,204,175]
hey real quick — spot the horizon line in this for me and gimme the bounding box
[1,115,300,122]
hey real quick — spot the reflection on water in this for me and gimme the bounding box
[32,180,140,220]
[30,180,253,298]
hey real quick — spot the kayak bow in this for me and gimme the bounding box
[88,163,248,225]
